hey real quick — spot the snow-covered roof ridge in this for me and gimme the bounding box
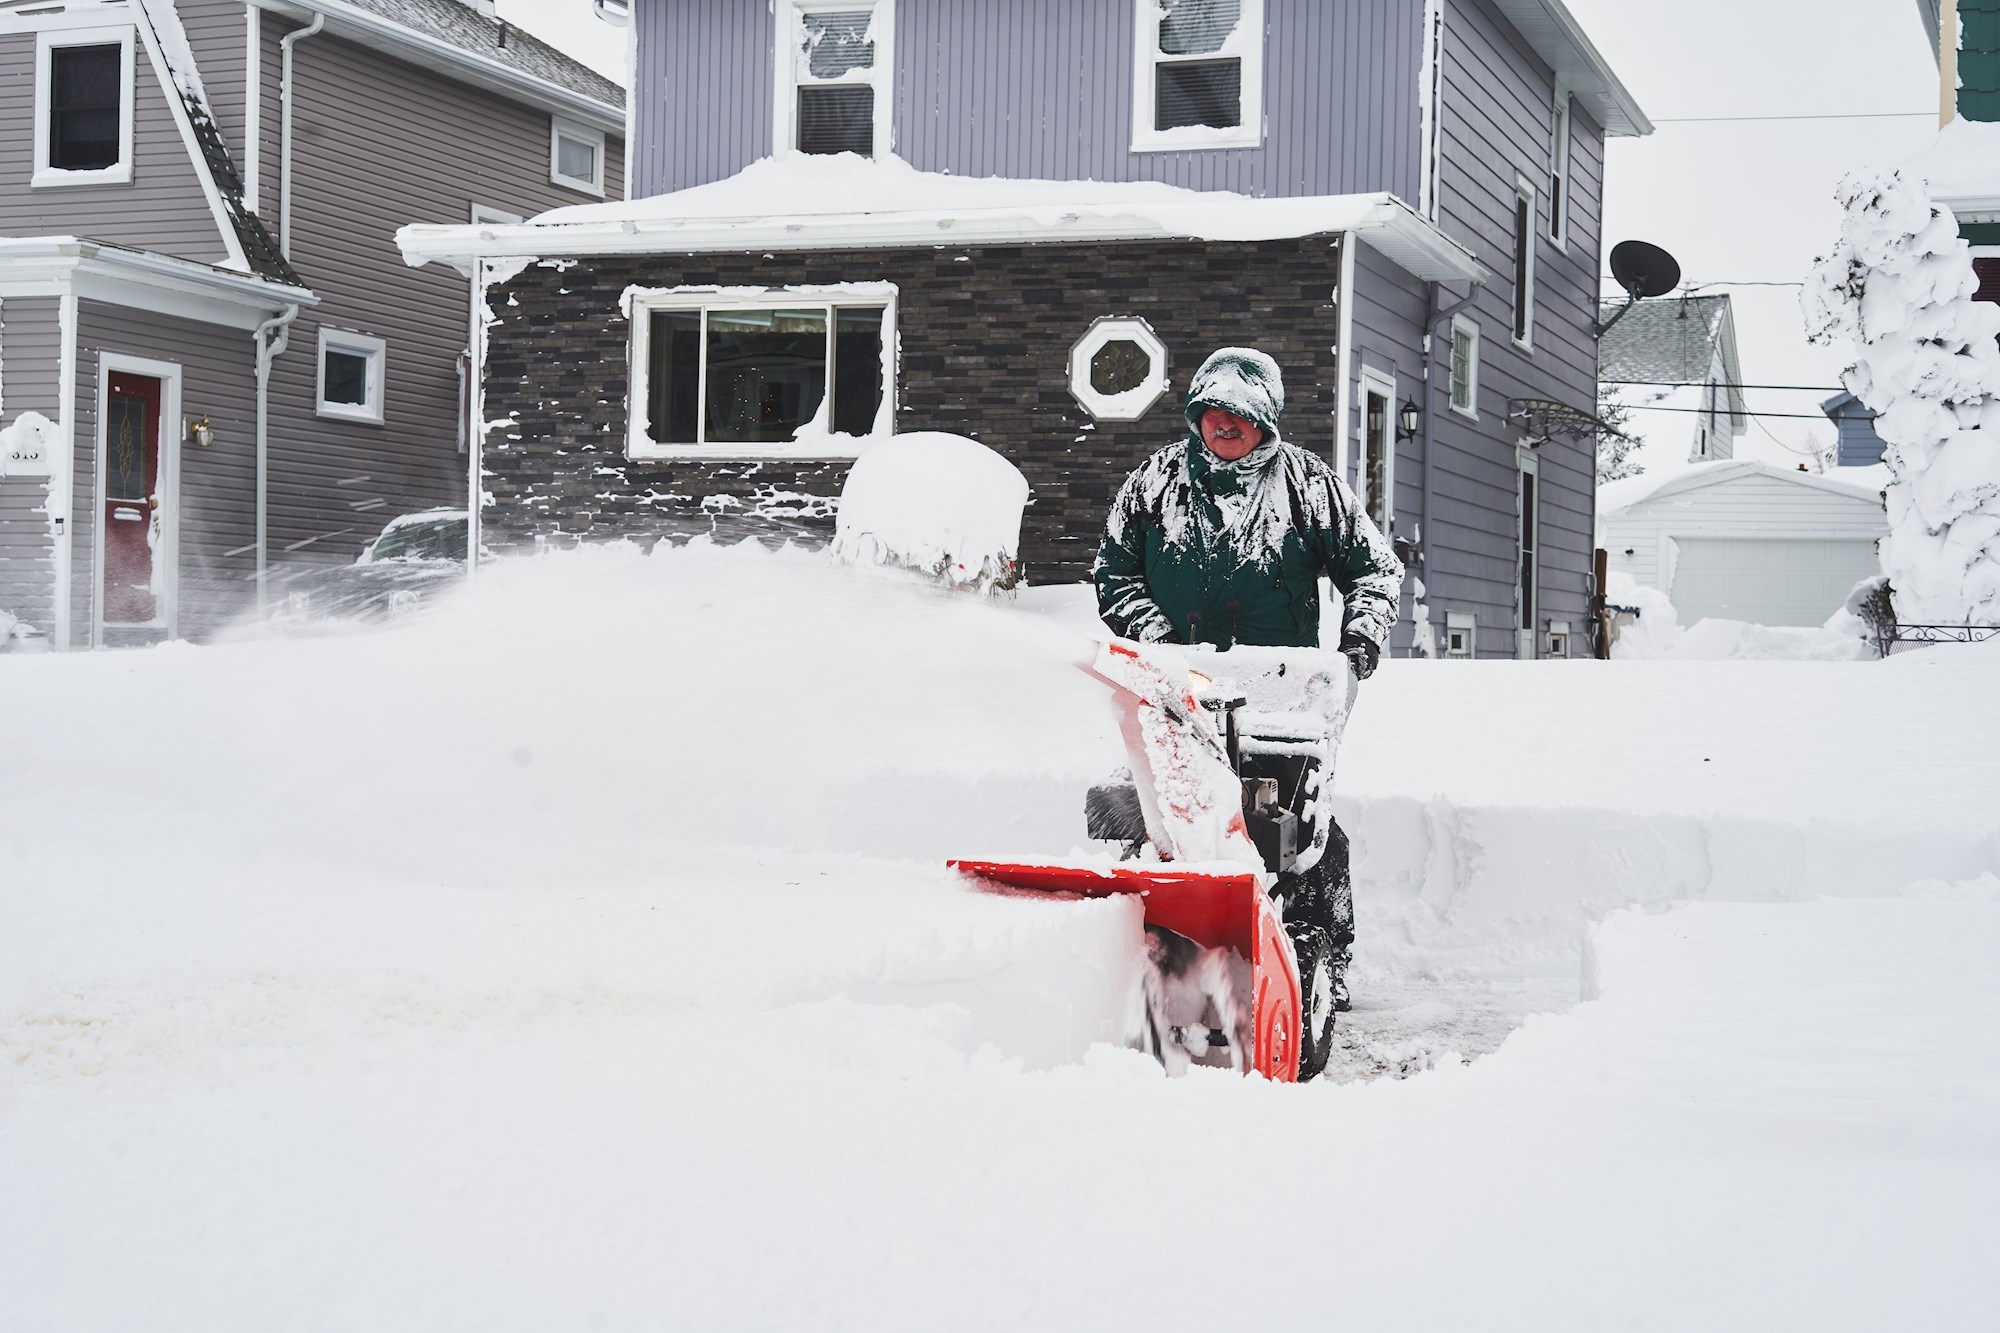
[397,153,1487,283]
[1599,459,1888,515]
[1903,116,2000,222]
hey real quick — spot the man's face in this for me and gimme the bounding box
[1199,406,1264,461]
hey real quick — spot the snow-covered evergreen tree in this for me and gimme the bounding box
[1804,169,2000,625]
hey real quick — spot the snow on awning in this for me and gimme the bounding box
[397,154,1487,284]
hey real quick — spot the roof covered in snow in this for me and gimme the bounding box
[1598,459,1887,516]
[251,0,623,130]
[397,153,1487,282]
[1598,294,1748,429]
[1902,116,2000,221]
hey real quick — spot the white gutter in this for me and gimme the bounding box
[251,0,622,135]
[279,12,325,259]
[398,192,1490,285]
[0,237,316,317]
[253,304,302,610]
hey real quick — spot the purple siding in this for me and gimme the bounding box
[630,0,1422,199]
[631,0,774,194]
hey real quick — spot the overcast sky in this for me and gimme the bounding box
[499,0,1945,467]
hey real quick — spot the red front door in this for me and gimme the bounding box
[103,372,163,625]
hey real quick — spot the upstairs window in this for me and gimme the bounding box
[777,1,894,157]
[34,27,135,187]
[550,117,606,196]
[1133,0,1264,152]
[627,287,896,458]
[1449,316,1479,418]
[1512,175,1537,348]
[317,328,387,425]
[1548,89,1572,248]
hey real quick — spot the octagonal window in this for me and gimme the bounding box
[1069,317,1168,421]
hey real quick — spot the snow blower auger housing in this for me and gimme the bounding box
[952,639,1354,1081]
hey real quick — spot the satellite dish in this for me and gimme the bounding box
[1609,240,1681,300]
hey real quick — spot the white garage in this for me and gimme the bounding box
[1600,462,1887,628]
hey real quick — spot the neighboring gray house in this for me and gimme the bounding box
[0,0,624,650]
[1821,391,1888,468]
[403,0,1650,660]
[1597,292,1747,464]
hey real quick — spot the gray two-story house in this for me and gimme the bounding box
[0,0,624,650]
[402,0,1646,659]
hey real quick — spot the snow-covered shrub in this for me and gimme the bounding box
[1804,170,2000,625]
[830,433,1029,596]
[1833,574,1898,657]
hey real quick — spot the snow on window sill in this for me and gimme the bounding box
[32,164,132,189]
[626,432,887,463]
[317,400,384,426]
[1130,123,1260,154]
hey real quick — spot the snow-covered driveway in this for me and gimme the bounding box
[3,546,1995,1330]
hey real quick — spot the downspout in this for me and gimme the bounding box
[254,304,300,610]
[1332,233,1357,481]
[53,288,79,652]
[279,12,325,258]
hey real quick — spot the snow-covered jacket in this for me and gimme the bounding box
[1093,348,1402,650]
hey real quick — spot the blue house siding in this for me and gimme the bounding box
[631,0,774,195]
[1410,0,1604,655]
[631,0,1423,199]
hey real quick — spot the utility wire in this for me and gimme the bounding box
[1604,380,1845,392]
[1651,111,1935,123]
[1620,404,1834,421]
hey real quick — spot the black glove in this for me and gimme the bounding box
[1339,631,1381,682]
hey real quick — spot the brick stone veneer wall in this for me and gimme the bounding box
[482,234,1345,582]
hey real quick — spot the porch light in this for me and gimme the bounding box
[1396,398,1421,440]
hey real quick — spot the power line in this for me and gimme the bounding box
[1604,380,1845,392]
[1621,404,1833,421]
[1651,111,1934,123]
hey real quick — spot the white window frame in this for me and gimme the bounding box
[1070,316,1169,421]
[1357,365,1397,535]
[1516,443,1540,660]
[1512,174,1537,350]
[625,283,898,461]
[1547,620,1571,658]
[33,25,136,189]
[1548,86,1572,250]
[1449,315,1479,419]
[549,116,607,196]
[1444,610,1475,659]
[774,0,896,158]
[316,328,387,425]
[1131,0,1264,153]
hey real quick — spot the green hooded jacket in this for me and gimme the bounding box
[1093,347,1403,650]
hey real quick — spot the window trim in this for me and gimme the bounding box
[1069,316,1169,421]
[1444,610,1476,659]
[1548,87,1572,251]
[1547,620,1571,658]
[1512,174,1537,350]
[1358,364,1397,535]
[549,116,607,196]
[1131,0,1265,153]
[773,0,896,158]
[625,283,898,461]
[33,25,137,188]
[1448,314,1480,420]
[316,327,387,425]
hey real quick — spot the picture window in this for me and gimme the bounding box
[629,290,894,457]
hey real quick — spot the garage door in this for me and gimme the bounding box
[1670,537,1880,627]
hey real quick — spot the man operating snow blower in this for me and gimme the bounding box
[1093,346,1402,1025]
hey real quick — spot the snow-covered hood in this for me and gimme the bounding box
[1184,347,1286,448]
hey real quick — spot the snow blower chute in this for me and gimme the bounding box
[952,638,1354,1081]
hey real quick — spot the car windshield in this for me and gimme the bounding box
[363,517,467,563]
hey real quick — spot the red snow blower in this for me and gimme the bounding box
[952,639,1353,1081]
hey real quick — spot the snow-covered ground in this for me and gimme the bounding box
[4,544,1996,1330]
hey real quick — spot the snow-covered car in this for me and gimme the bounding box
[269,510,468,631]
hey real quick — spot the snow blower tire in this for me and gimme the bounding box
[1288,920,1338,1082]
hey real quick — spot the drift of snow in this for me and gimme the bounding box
[829,433,1027,593]
[4,547,1998,1329]
[1804,170,2000,624]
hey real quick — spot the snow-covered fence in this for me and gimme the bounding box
[829,433,1029,595]
[1804,170,2000,626]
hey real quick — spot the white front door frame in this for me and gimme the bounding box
[93,351,183,646]
[1516,442,1540,660]
[1357,364,1397,535]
